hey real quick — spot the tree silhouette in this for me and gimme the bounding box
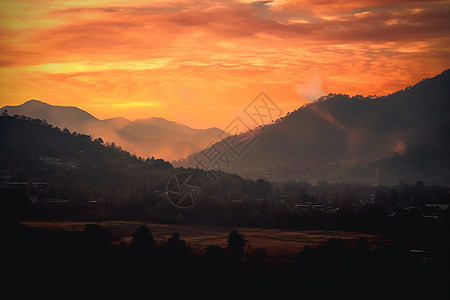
[227,230,245,264]
[129,225,155,255]
[162,232,189,258]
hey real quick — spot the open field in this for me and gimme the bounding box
[22,220,390,256]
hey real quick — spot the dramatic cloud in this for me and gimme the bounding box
[0,0,449,128]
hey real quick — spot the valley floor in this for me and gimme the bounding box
[23,220,391,255]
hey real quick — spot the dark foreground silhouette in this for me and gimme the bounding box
[5,224,449,299]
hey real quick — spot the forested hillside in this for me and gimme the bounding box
[178,69,450,184]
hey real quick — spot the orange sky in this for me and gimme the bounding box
[1,0,449,129]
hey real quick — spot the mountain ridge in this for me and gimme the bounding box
[1,100,225,161]
[176,68,450,185]
[2,69,449,183]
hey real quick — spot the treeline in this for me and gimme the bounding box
[4,176,450,257]
[6,223,448,299]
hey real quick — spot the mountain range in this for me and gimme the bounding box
[176,68,450,185]
[2,69,449,184]
[1,100,224,161]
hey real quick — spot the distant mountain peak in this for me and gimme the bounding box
[0,99,226,161]
[24,99,48,105]
[2,99,98,121]
[22,99,98,116]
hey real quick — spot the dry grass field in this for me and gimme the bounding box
[23,220,389,256]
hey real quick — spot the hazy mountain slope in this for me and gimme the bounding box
[1,100,224,161]
[177,68,450,184]
[136,117,223,146]
[115,119,223,160]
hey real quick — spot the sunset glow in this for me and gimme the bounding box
[1,0,449,128]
